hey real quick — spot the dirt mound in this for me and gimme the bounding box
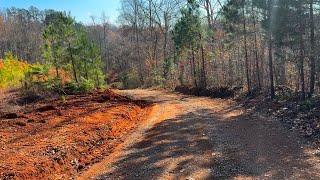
[0,89,152,179]
[175,85,240,98]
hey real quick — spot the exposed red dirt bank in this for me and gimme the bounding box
[0,90,151,179]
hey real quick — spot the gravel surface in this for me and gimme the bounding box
[79,89,320,180]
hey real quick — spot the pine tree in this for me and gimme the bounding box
[173,0,206,88]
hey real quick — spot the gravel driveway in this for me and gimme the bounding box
[79,89,320,180]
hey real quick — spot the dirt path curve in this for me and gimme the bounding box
[79,89,320,180]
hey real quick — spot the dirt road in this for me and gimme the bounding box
[79,89,320,179]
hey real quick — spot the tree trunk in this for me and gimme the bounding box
[242,4,251,93]
[309,0,316,97]
[84,59,89,79]
[201,42,207,88]
[268,0,275,99]
[103,23,108,71]
[163,12,168,66]
[133,0,143,84]
[252,4,261,90]
[53,44,59,78]
[69,43,78,83]
[192,48,198,88]
[299,2,306,100]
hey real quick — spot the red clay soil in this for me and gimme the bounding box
[0,90,151,180]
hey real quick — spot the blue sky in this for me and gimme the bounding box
[0,0,121,24]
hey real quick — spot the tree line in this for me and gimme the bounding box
[1,0,320,99]
[0,7,104,92]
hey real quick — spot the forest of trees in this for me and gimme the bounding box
[0,7,104,92]
[1,0,320,99]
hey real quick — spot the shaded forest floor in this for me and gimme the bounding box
[0,89,152,179]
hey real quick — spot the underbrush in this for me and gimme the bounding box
[12,64,104,106]
[0,51,106,104]
[120,69,141,89]
[174,85,242,99]
[0,53,30,89]
[64,78,96,94]
[20,81,100,106]
[241,87,320,144]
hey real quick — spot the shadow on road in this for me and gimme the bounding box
[97,107,316,179]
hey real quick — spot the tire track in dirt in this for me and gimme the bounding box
[79,89,320,180]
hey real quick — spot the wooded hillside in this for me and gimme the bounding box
[1,0,320,98]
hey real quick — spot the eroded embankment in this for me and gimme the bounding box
[0,90,152,179]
